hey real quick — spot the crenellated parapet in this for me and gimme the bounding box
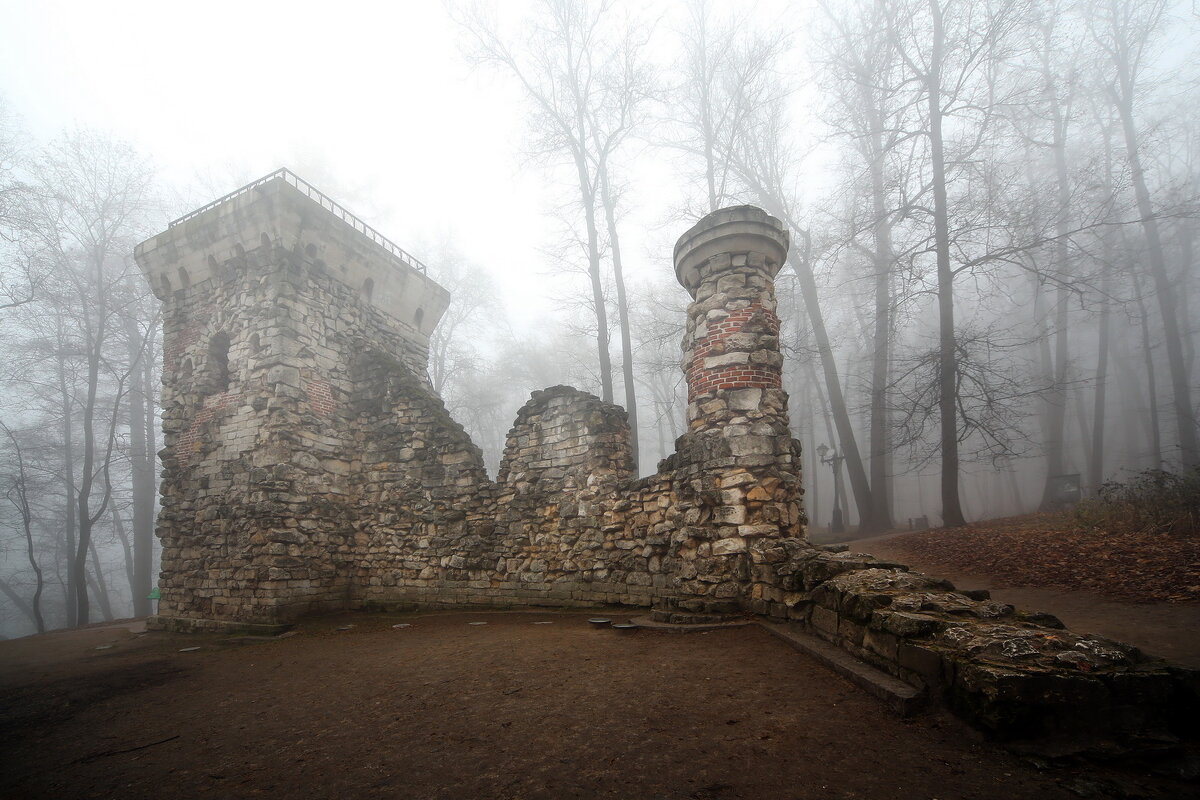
[137,170,448,347]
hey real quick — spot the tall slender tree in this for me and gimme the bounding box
[22,129,157,625]
[1091,0,1197,468]
[458,0,650,466]
[884,0,1024,527]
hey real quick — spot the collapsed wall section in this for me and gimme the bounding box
[355,386,670,610]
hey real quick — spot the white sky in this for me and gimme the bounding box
[0,0,690,317]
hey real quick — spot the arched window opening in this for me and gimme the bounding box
[260,232,271,248]
[362,277,375,302]
[414,307,425,328]
[207,254,219,270]
[208,332,231,393]
[305,243,317,258]
[180,358,193,382]
[160,274,173,295]
[178,267,191,289]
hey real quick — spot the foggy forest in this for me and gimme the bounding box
[0,0,1197,640]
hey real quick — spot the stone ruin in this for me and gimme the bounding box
[135,171,1197,755]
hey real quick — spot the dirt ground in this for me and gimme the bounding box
[850,529,1200,669]
[1,611,1196,800]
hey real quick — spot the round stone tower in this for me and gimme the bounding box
[675,205,790,435]
[664,205,805,615]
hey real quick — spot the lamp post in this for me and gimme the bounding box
[816,443,845,534]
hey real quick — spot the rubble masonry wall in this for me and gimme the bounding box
[136,189,1197,751]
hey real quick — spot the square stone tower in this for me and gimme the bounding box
[135,171,450,631]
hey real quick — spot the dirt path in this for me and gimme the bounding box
[1,610,1194,800]
[851,531,1200,669]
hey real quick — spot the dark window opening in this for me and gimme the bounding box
[362,277,375,302]
[208,332,231,393]
[178,267,191,288]
[414,307,424,327]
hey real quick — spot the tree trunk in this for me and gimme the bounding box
[73,343,100,627]
[597,164,639,469]
[57,345,79,628]
[925,1,966,527]
[87,536,115,622]
[1116,93,1198,467]
[1133,273,1163,466]
[1179,221,1195,376]
[113,508,136,600]
[806,383,820,533]
[807,360,844,532]
[572,149,614,404]
[0,579,40,630]
[1091,295,1111,492]
[73,248,112,627]
[23,508,46,634]
[866,103,895,531]
[124,311,156,616]
[3,424,46,633]
[790,255,877,531]
[1006,467,1024,515]
[1038,213,1072,507]
[1073,388,1092,482]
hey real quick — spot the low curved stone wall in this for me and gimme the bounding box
[751,540,1199,751]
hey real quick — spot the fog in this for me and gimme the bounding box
[0,0,1197,637]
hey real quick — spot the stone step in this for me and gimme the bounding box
[757,621,925,717]
[649,609,747,625]
[627,615,754,633]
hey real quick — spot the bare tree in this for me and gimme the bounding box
[425,241,502,401]
[628,277,689,465]
[0,97,43,312]
[0,421,45,632]
[665,7,884,531]
[667,0,790,213]
[20,129,157,626]
[1091,0,1198,468]
[1013,2,1086,509]
[883,0,1025,527]
[457,0,651,467]
[817,0,923,530]
[121,283,159,617]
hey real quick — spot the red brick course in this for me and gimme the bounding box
[164,321,204,366]
[305,378,336,417]
[686,301,782,401]
[176,391,238,467]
